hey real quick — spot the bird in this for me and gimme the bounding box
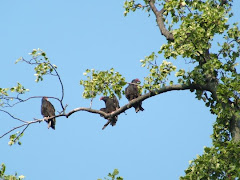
[41,97,56,130]
[125,78,144,113]
[100,95,120,126]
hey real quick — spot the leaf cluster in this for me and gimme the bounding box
[98,169,123,180]
[0,83,29,107]
[0,163,25,180]
[181,141,240,179]
[16,48,58,82]
[123,0,152,16]
[8,131,24,146]
[80,68,127,99]
[140,52,177,92]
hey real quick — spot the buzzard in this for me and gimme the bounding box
[41,97,56,130]
[125,78,144,113]
[100,95,120,126]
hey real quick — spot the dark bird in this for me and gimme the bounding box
[100,95,120,126]
[125,78,144,113]
[41,97,56,130]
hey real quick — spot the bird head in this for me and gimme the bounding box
[43,96,48,100]
[132,78,141,84]
[100,96,108,102]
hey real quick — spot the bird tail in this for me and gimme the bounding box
[135,105,144,113]
[48,121,51,129]
[48,118,56,130]
[110,116,118,126]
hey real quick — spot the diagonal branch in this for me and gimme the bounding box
[0,109,27,123]
[13,124,29,143]
[0,117,59,139]
[149,0,174,41]
[66,83,212,129]
[0,124,27,139]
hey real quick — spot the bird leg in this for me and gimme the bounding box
[43,117,48,122]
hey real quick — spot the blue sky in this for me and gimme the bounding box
[0,1,239,179]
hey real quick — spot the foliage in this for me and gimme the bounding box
[124,0,240,178]
[8,131,24,146]
[0,163,25,180]
[80,68,127,99]
[98,169,123,180]
[0,83,29,107]
[123,0,156,16]
[180,141,240,179]
[16,48,58,82]
[140,52,177,92]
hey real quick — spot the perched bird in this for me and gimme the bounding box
[41,97,56,130]
[100,95,120,126]
[125,78,144,113]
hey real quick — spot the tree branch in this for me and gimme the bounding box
[66,83,212,129]
[149,0,174,41]
[0,124,27,139]
[0,109,27,123]
[13,124,29,143]
[0,83,213,138]
[3,96,61,107]
[21,58,66,111]
[48,63,65,109]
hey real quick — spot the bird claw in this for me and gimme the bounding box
[43,116,50,122]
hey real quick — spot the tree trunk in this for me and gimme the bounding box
[230,114,240,142]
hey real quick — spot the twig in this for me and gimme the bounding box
[0,124,27,139]
[0,109,27,123]
[21,58,66,111]
[13,124,29,142]
[90,98,94,108]
[3,96,61,108]
[48,63,65,109]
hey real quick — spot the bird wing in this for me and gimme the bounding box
[125,85,131,100]
[41,98,50,117]
[125,84,139,100]
[112,95,120,109]
[47,101,55,117]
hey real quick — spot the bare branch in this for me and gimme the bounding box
[0,109,27,123]
[47,63,65,109]
[13,124,29,143]
[66,107,107,118]
[0,124,26,139]
[66,83,212,121]
[0,116,60,139]
[3,96,62,107]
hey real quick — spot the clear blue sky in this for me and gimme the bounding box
[0,1,239,179]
